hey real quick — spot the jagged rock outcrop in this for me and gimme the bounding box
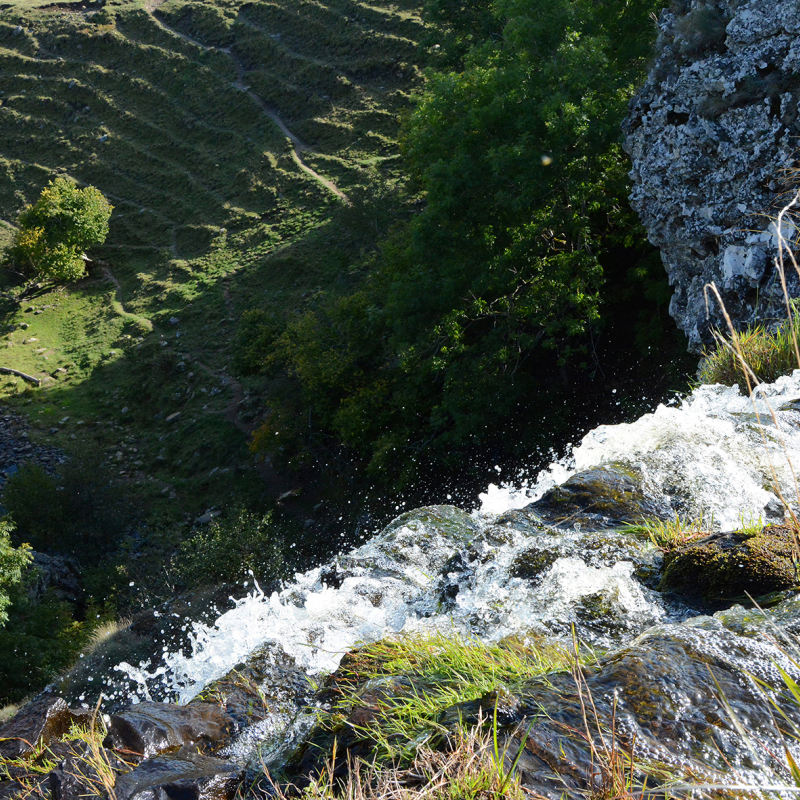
[623,0,800,352]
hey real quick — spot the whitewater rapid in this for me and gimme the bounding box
[103,372,800,711]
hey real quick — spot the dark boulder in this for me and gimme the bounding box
[530,465,671,529]
[113,748,243,800]
[0,696,90,758]
[104,702,232,759]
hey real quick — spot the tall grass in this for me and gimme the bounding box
[260,722,532,800]
[699,320,800,386]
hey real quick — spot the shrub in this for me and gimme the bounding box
[698,322,800,387]
[175,508,285,589]
[0,518,32,626]
[0,585,91,704]
[674,6,728,57]
[8,177,112,282]
[2,458,131,559]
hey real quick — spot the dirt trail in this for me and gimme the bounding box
[101,265,154,332]
[149,11,349,203]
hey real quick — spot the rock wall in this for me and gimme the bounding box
[623,0,800,352]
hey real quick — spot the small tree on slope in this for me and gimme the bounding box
[0,519,31,626]
[9,178,113,282]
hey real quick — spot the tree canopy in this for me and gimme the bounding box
[244,0,685,490]
[9,177,113,282]
[0,519,32,627]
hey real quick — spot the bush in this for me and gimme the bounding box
[674,6,728,57]
[698,322,800,386]
[2,458,132,559]
[0,518,32,626]
[8,177,112,282]
[0,585,91,704]
[174,508,285,589]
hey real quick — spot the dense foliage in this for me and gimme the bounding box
[0,519,32,626]
[243,0,685,488]
[8,178,112,281]
[174,508,285,588]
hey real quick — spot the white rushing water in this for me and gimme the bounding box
[111,372,800,710]
[480,371,800,528]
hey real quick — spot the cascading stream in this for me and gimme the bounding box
[77,372,800,790]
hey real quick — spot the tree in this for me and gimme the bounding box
[249,0,686,488]
[0,518,32,626]
[10,177,113,282]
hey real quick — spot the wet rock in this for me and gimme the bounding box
[194,643,316,770]
[0,781,31,800]
[113,748,243,800]
[287,674,418,784]
[624,0,800,351]
[0,696,90,758]
[493,507,556,535]
[530,465,671,528]
[317,505,481,589]
[29,552,83,605]
[659,524,798,603]
[104,702,233,758]
[299,606,800,796]
[509,548,560,584]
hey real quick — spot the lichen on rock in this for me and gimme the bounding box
[659,523,799,602]
[623,0,800,352]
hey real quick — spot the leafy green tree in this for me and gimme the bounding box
[247,0,685,487]
[9,177,113,282]
[0,518,32,626]
[175,509,285,588]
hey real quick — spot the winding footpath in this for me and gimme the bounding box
[148,10,349,203]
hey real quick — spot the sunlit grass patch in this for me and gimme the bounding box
[699,321,800,387]
[322,632,574,763]
[621,512,712,551]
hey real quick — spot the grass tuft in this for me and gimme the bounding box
[698,321,800,387]
[621,512,712,551]
[265,722,531,800]
[322,632,574,764]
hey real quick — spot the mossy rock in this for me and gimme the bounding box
[509,547,559,584]
[659,525,799,604]
[530,464,671,529]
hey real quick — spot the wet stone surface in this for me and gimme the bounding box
[0,696,90,758]
[104,701,233,759]
[530,464,672,528]
[114,748,243,800]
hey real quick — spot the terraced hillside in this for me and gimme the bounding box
[0,0,427,572]
[0,0,423,249]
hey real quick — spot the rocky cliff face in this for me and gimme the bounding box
[624,0,800,352]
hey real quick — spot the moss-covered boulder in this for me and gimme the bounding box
[530,464,671,529]
[659,524,799,603]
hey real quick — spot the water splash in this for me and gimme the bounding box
[87,371,800,791]
[480,371,800,527]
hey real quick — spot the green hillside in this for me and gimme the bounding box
[0,0,426,549]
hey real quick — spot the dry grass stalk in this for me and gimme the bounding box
[259,722,540,800]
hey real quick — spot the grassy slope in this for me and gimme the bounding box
[0,0,426,563]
